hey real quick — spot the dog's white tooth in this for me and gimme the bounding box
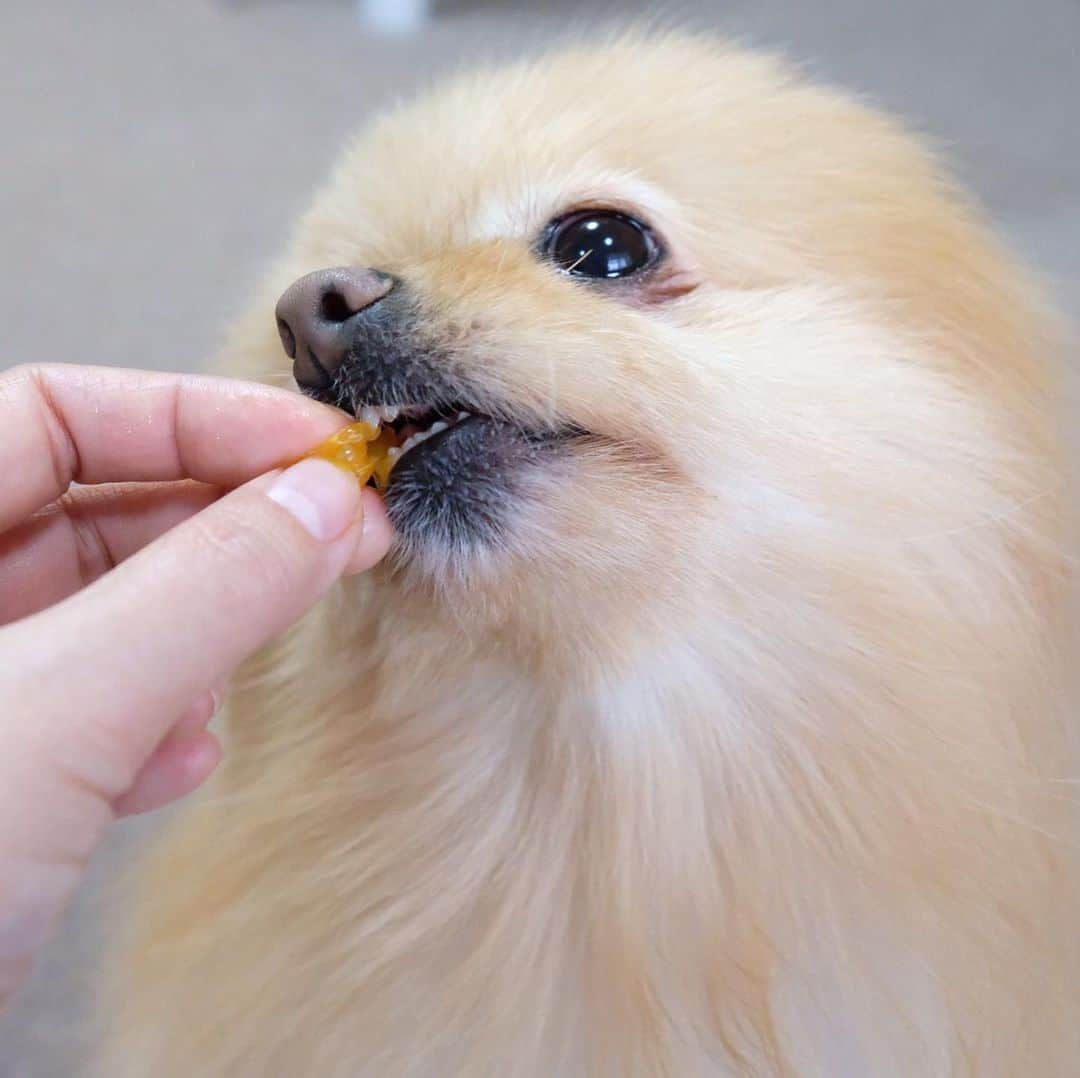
[455,411,469,423]
[397,419,452,460]
[386,405,401,421]
[387,446,401,461]
[359,405,381,428]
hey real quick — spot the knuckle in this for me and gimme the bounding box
[60,491,116,585]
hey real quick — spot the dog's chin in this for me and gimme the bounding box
[383,416,566,569]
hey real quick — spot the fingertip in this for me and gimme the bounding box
[265,458,363,542]
[344,488,394,575]
[182,731,223,787]
[112,731,222,817]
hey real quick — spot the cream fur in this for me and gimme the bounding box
[101,35,1077,1076]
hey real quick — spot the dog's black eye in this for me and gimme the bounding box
[544,211,659,279]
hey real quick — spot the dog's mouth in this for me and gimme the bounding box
[338,396,576,557]
[354,401,479,478]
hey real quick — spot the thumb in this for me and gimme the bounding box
[0,457,392,1002]
[0,458,390,802]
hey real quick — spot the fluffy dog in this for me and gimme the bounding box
[103,35,1077,1076]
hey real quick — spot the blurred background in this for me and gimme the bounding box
[0,0,1076,1073]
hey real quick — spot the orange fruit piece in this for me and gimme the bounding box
[306,421,400,488]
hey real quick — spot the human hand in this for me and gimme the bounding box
[0,364,392,1004]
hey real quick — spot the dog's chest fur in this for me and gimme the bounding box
[105,599,992,1077]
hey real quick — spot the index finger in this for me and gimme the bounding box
[0,364,347,532]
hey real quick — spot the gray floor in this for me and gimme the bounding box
[1,1,1077,1074]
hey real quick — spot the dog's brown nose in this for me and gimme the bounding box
[275,267,396,390]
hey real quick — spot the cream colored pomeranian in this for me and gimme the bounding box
[102,34,1078,1077]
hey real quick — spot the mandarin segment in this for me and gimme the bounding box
[306,421,400,488]
[369,428,400,488]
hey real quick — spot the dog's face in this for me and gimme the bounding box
[232,36,1063,673]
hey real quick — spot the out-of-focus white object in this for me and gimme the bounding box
[357,0,432,34]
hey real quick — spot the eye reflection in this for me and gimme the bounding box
[543,211,660,279]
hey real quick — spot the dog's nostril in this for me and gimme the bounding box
[319,290,354,325]
[277,317,297,359]
[275,267,399,393]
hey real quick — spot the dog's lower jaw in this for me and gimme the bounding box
[101,580,1079,1078]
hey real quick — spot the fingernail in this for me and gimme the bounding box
[266,458,361,542]
[208,683,226,717]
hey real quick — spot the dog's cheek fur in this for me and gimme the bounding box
[100,35,1078,1078]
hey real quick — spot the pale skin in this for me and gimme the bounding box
[0,364,393,1006]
